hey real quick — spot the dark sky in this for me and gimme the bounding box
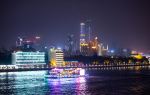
[0,0,150,52]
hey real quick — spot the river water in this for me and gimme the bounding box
[0,66,150,95]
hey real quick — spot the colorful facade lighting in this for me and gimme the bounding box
[49,48,64,67]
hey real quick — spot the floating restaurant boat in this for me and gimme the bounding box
[45,68,87,78]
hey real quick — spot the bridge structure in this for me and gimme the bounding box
[0,63,150,72]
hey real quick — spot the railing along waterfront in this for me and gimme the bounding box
[0,63,150,72]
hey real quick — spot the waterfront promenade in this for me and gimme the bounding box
[0,63,150,72]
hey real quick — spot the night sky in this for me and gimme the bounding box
[0,0,150,53]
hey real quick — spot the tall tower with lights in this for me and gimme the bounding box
[79,21,108,56]
[80,23,89,55]
[85,20,92,42]
[80,22,86,45]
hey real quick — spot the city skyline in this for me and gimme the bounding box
[0,0,150,53]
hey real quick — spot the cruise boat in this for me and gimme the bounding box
[45,68,87,78]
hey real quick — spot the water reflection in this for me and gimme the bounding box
[46,77,87,95]
[0,71,47,95]
[75,77,87,95]
[0,66,150,95]
[0,71,88,95]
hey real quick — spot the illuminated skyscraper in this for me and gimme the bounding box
[65,34,77,56]
[12,51,45,64]
[79,21,108,56]
[88,37,99,55]
[49,48,64,67]
[80,23,86,44]
[80,23,89,55]
[85,20,92,42]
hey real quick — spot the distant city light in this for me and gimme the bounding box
[134,54,143,59]
[123,49,127,52]
[35,36,40,39]
[92,46,96,49]
[131,50,138,54]
[26,40,31,43]
[110,50,115,53]
[139,52,143,55]
[95,37,98,40]
[80,23,85,25]
[19,38,23,41]
[57,47,62,50]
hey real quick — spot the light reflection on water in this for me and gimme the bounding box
[46,77,87,95]
[0,71,48,95]
[0,67,150,95]
[0,71,88,95]
[47,77,86,85]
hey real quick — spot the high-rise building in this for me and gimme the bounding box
[85,20,92,42]
[98,44,102,56]
[65,34,77,56]
[79,21,108,56]
[12,51,45,64]
[80,23,86,45]
[49,48,64,67]
[80,23,89,55]
[90,37,99,55]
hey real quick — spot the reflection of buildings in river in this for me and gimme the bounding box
[47,77,86,85]
[2,71,46,94]
[134,66,142,71]
[12,71,47,95]
[47,77,87,94]
[75,77,87,95]
[0,72,16,94]
[47,78,61,94]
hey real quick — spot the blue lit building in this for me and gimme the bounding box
[12,51,46,64]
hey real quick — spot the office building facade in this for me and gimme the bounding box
[12,51,45,64]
